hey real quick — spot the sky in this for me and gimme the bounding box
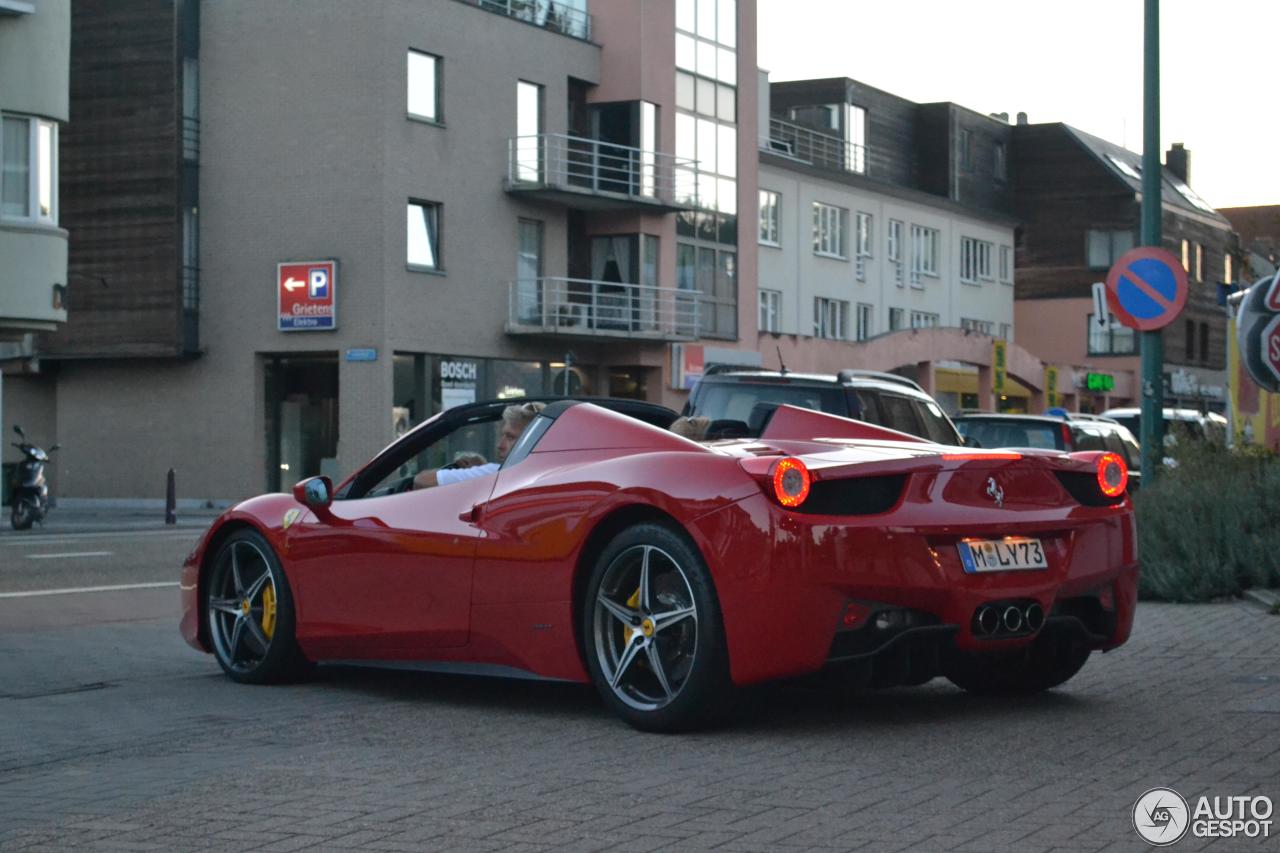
[756,0,1278,210]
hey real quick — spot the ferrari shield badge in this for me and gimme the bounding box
[282,508,302,530]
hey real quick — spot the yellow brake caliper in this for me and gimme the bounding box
[622,587,640,645]
[261,585,277,640]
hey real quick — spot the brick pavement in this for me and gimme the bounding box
[0,601,1277,852]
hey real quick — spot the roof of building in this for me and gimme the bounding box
[1057,125,1232,228]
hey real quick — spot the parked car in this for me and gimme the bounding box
[1100,407,1227,448]
[682,366,962,445]
[182,396,1137,732]
[953,412,1142,486]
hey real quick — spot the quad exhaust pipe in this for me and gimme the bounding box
[973,601,1045,637]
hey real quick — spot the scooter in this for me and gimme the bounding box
[9,425,59,530]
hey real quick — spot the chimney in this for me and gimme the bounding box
[1166,142,1190,185]
[1016,111,1028,126]
[989,111,1009,123]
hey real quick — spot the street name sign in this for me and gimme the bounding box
[1104,247,1188,332]
[278,260,337,331]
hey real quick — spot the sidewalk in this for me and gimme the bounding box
[0,502,224,537]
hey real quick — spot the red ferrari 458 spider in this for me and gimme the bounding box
[181,397,1137,731]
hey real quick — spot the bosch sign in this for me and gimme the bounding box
[278,261,337,331]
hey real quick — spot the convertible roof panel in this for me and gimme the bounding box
[533,402,703,454]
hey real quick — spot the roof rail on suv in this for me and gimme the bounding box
[836,369,923,392]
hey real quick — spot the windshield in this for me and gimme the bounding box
[957,419,1063,450]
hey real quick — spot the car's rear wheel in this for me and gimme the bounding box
[583,523,732,732]
[206,529,306,684]
[945,632,1091,696]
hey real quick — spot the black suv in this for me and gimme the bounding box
[682,366,962,445]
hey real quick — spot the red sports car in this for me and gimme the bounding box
[181,397,1137,732]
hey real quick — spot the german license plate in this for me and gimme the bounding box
[958,537,1047,573]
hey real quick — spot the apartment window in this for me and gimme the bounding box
[407,200,441,270]
[960,237,993,283]
[758,289,781,333]
[758,190,780,246]
[1181,239,1190,272]
[1087,314,1138,355]
[515,80,543,182]
[814,297,848,339]
[813,202,846,259]
[848,104,867,174]
[910,224,938,279]
[1199,321,1209,364]
[514,218,543,322]
[961,317,994,335]
[910,310,940,328]
[993,141,1007,182]
[1086,229,1135,268]
[998,322,1011,341]
[678,242,737,339]
[1184,319,1195,361]
[888,219,904,287]
[888,307,905,331]
[855,212,872,258]
[958,129,972,171]
[407,50,441,121]
[1224,254,1233,284]
[998,245,1012,283]
[1194,242,1203,282]
[1,115,57,223]
[855,302,874,341]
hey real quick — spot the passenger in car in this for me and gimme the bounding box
[413,402,546,488]
[670,415,712,440]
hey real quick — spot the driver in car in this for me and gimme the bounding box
[412,402,546,488]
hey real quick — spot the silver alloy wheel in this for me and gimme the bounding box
[592,544,699,712]
[207,539,278,674]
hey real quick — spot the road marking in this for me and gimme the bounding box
[0,581,176,599]
[1,530,202,546]
[25,551,114,560]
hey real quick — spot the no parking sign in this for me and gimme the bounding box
[1105,247,1188,332]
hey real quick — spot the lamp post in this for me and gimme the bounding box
[1139,0,1165,484]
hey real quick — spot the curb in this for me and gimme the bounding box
[1243,588,1280,612]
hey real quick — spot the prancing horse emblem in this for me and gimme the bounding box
[986,477,1005,508]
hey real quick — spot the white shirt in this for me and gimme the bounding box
[435,462,500,486]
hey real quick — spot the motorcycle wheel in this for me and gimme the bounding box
[10,499,35,531]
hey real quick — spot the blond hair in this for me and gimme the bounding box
[670,415,711,440]
[502,401,547,430]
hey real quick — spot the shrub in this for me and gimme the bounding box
[1136,441,1280,601]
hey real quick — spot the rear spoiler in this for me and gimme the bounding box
[760,404,929,444]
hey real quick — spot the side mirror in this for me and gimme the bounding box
[12,425,24,439]
[963,435,983,448]
[49,444,61,452]
[292,476,335,521]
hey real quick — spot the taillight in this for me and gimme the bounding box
[1061,422,1074,451]
[1096,452,1128,497]
[771,457,811,508]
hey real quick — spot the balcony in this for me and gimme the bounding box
[506,278,699,341]
[505,134,698,212]
[182,116,200,162]
[765,117,866,175]
[466,0,591,41]
[0,224,67,338]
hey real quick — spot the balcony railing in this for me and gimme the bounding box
[506,134,698,210]
[766,117,866,175]
[181,264,200,352]
[507,278,699,341]
[468,0,591,40]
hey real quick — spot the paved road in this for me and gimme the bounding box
[0,528,1277,852]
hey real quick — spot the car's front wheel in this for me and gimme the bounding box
[206,529,306,684]
[583,522,732,732]
[945,632,1091,696]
